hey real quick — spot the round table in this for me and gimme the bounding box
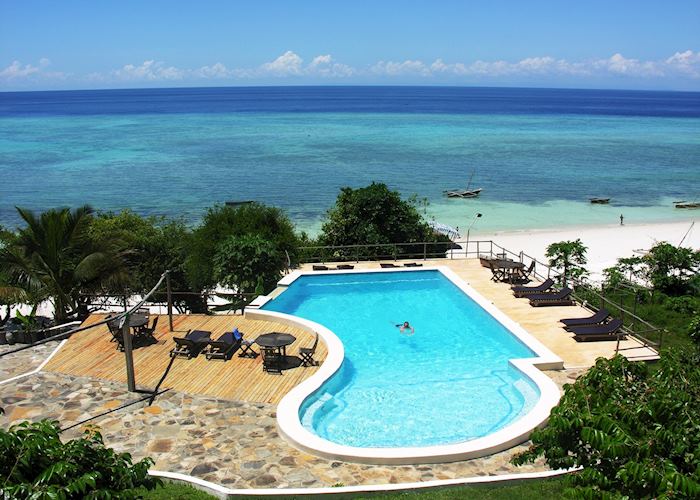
[128,315,148,328]
[255,332,296,356]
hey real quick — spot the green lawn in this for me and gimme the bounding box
[139,477,570,499]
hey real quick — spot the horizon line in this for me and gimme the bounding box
[3,83,700,95]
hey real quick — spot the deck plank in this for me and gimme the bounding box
[43,314,326,404]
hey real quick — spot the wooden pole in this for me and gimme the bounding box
[166,272,173,332]
[121,314,136,392]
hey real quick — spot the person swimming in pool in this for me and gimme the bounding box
[396,321,415,336]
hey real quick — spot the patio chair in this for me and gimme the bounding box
[570,318,625,341]
[231,327,258,358]
[337,264,355,270]
[510,261,535,284]
[299,332,319,367]
[380,263,398,268]
[105,315,125,351]
[528,287,575,307]
[170,330,211,359]
[561,309,610,330]
[261,347,283,374]
[312,264,335,271]
[205,331,242,360]
[487,261,507,282]
[135,316,159,339]
[403,262,423,267]
[512,278,555,297]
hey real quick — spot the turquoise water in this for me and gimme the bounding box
[262,270,539,448]
[1,87,699,234]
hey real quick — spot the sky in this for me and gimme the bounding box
[1,0,700,91]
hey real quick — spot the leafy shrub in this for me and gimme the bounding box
[664,296,697,315]
[689,314,700,345]
[214,234,284,294]
[545,239,588,286]
[0,420,160,498]
[513,351,700,498]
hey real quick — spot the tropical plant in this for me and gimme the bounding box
[0,420,160,498]
[642,242,700,296]
[318,182,447,259]
[87,210,199,312]
[1,206,127,322]
[186,203,298,291]
[513,350,700,498]
[214,234,284,294]
[545,239,588,286]
[689,313,700,344]
[0,225,24,326]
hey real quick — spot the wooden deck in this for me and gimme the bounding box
[43,314,326,404]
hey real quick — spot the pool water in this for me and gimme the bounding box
[262,270,540,448]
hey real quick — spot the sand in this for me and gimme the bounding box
[468,219,699,281]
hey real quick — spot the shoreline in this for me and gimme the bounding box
[469,219,699,280]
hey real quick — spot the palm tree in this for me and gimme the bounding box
[1,205,127,323]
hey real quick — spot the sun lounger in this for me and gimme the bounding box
[528,287,575,307]
[337,264,355,270]
[403,262,423,267]
[170,330,211,359]
[380,263,398,268]
[570,318,625,341]
[312,264,335,271]
[512,278,554,297]
[561,309,610,330]
[205,331,242,360]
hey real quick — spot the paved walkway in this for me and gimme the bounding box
[0,366,583,488]
[0,340,62,381]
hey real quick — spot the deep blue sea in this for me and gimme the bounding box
[1,86,699,233]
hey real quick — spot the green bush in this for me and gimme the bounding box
[665,296,697,315]
[214,234,284,294]
[689,314,700,345]
[513,350,700,498]
[317,182,448,260]
[0,420,160,498]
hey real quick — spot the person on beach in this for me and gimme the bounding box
[620,214,624,225]
[396,321,415,335]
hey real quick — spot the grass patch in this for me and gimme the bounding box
[136,477,570,499]
[138,482,218,499]
[356,477,569,499]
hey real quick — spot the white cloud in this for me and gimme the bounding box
[193,62,232,79]
[4,50,700,88]
[260,50,304,76]
[665,50,700,77]
[372,59,431,76]
[112,60,184,81]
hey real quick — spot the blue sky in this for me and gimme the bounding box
[1,0,699,91]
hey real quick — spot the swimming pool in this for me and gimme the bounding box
[255,268,562,462]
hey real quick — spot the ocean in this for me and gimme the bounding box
[1,86,699,234]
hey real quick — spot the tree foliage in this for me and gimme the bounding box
[317,183,447,259]
[87,210,199,311]
[186,203,298,291]
[0,206,127,322]
[545,239,588,286]
[513,350,700,498]
[643,242,700,296]
[0,420,160,498]
[214,234,283,294]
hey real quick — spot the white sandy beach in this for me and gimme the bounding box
[469,219,699,281]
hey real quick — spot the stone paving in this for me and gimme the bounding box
[0,340,63,381]
[0,355,586,489]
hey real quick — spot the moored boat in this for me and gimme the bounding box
[590,198,610,204]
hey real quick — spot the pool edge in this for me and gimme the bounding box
[246,267,564,465]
